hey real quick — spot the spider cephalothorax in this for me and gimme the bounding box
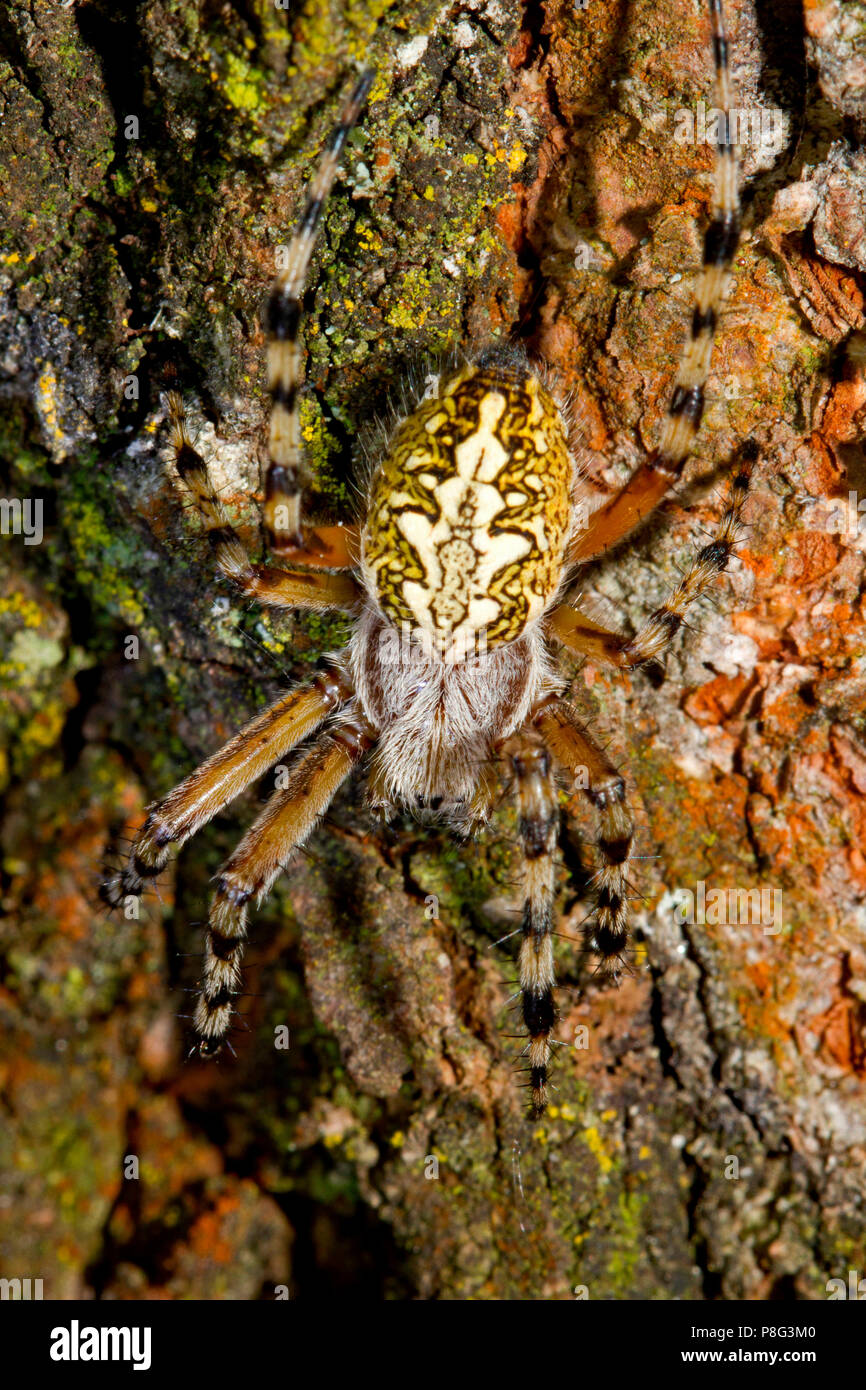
[104,0,753,1118]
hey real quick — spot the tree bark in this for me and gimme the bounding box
[1,0,864,1299]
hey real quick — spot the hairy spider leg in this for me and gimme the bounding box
[193,714,374,1055]
[569,0,741,565]
[549,442,754,666]
[533,697,636,979]
[264,68,375,566]
[101,667,354,909]
[166,393,360,611]
[500,725,560,1119]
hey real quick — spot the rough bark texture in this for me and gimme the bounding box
[1,0,865,1300]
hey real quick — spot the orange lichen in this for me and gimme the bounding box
[783,531,841,585]
[683,672,753,725]
[807,998,866,1077]
[188,1192,240,1264]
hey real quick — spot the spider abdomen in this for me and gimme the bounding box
[360,362,573,664]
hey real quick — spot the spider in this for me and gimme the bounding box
[103,0,753,1119]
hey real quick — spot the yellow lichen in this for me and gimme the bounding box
[582,1125,615,1175]
[35,367,63,452]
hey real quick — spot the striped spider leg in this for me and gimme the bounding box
[548,447,755,671]
[504,421,753,1121]
[508,0,751,1111]
[264,68,374,569]
[518,451,753,1117]
[566,0,741,570]
[103,72,376,1057]
[500,700,637,1118]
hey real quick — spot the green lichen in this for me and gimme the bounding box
[607,1190,650,1290]
[220,49,268,113]
[64,491,147,634]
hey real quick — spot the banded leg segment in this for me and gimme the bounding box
[546,608,633,668]
[569,0,740,566]
[101,666,353,909]
[194,715,374,1055]
[265,69,374,561]
[551,444,753,667]
[534,699,635,975]
[501,726,560,1119]
[168,394,360,610]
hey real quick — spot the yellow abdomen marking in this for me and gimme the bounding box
[361,365,572,660]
